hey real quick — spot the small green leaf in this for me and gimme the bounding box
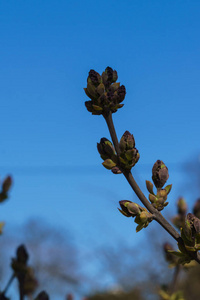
[165,184,172,195]
[102,159,116,170]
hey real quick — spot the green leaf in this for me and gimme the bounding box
[165,184,172,195]
[102,159,116,170]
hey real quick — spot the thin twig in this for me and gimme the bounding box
[2,273,15,295]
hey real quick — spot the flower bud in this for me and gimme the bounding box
[181,213,200,252]
[2,176,12,193]
[34,291,49,300]
[17,244,29,264]
[193,198,200,219]
[119,131,135,152]
[97,138,116,160]
[111,166,122,174]
[118,200,141,217]
[118,131,139,170]
[152,160,169,188]
[102,67,118,87]
[84,67,125,115]
[88,70,101,87]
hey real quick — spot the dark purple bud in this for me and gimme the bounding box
[193,199,200,219]
[97,138,116,160]
[88,70,101,86]
[16,244,29,264]
[152,160,169,188]
[117,85,126,103]
[105,67,118,84]
[187,213,200,234]
[34,291,49,300]
[119,131,135,152]
[2,176,12,193]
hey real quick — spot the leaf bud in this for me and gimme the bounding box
[177,197,187,216]
[146,180,154,195]
[152,160,169,188]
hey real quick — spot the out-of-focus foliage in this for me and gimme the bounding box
[86,288,143,300]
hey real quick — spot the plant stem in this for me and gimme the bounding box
[103,112,120,156]
[169,265,181,295]
[103,112,200,264]
[2,273,15,295]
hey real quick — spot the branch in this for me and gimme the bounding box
[103,112,200,264]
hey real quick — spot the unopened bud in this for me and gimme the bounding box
[177,197,187,216]
[193,199,200,219]
[152,160,169,188]
[118,200,141,217]
[17,244,29,264]
[97,138,116,160]
[88,70,101,86]
[119,131,135,152]
[34,291,49,300]
[111,166,122,174]
[2,176,12,193]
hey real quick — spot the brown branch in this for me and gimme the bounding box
[103,112,200,264]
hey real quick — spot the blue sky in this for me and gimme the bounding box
[0,0,200,294]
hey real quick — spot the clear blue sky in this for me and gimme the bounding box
[0,0,200,292]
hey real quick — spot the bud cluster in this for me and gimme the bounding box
[146,160,171,211]
[84,67,126,115]
[97,131,139,173]
[181,213,200,252]
[118,200,153,232]
[11,245,38,296]
[118,131,140,170]
[172,198,187,229]
[168,213,200,265]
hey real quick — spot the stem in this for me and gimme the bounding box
[2,273,15,295]
[103,112,200,264]
[103,112,120,156]
[169,265,181,295]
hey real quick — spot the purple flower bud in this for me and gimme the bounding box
[88,70,101,86]
[152,160,169,188]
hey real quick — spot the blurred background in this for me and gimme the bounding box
[0,0,200,299]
